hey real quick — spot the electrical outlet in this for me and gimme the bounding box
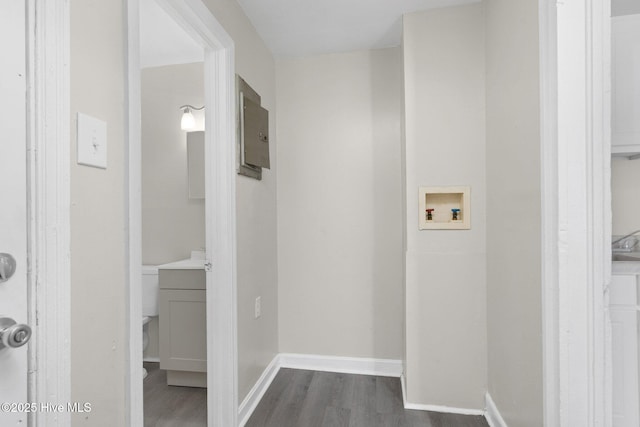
[254,296,261,319]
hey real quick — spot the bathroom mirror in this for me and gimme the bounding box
[187,131,205,199]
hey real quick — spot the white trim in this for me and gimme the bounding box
[125,0,144,424]
[484,393,507,427]
[554,0,611,426]
[143,356,160,363]
[403,402,484,416]
[399,373,483,417]
[155,0,233,50]
[126,1,237,426]
[400,374,408,407]
[278,353,404,378]
[203,31,238,427]
[26,1,71,425]
[539,1,560,426]
[238,355,280,427]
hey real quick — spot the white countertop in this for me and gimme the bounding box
[158,258,206,270]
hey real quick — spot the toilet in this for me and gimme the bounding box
[142,265,159,379]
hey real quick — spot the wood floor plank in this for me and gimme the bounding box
[350,374,377,413]
[245,368,296,426]
[297,371,340,427]
[427,411,489,427]
[405,409,434,427]
[348,406,376,427]
[251,368,314,427]
[143,362,206,427]
[320,406,351,427]
[375,376,404,414]
[375,413,406,427]
[327,372,355,410]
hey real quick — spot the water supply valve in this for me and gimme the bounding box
[426,209,434,221]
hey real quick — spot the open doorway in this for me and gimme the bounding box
[138,0,206,422]
[126,0,238,426]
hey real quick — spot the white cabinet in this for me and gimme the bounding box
[159,268,207,388]
[612,15,640,157]
[610,274,640,427]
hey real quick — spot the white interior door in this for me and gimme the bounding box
[0,0,30,424]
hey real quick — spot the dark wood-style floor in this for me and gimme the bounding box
[143,363,488,427]
[246,368,489,427]
[144,362,207,426]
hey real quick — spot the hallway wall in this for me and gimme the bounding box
[276,48,404,360]
[485,0,543,425]
[70,0,127,424]
[402,3,487,410]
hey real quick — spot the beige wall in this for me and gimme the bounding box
[612,158,640,235]
[70,0,127,425]
[402,3,487,409]
[201,0,279,403]
[141,63,205,266]
[276,48,404,359]
[485,0,543,425]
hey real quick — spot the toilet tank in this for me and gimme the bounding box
[142,265,159,316]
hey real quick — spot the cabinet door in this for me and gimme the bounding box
[159,289,207,372]
[612,15,640,155]
[611,308,640,427]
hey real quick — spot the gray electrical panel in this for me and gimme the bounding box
[237,75,270,180]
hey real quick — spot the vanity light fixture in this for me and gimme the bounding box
[179,104,204,130]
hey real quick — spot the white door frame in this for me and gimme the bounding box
[540,0,611,425]
[25,1,71,426]
[126,1,238,426]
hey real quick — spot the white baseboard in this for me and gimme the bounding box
[278,353,404,377]
[485,392,508,427]
[403,402,484,416]
[401,374,408,407]
[401,373,483,416]
[238,355,281,427]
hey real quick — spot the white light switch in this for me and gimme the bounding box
[77,113,107,169]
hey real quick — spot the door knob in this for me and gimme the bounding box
[0,317,31,349]
[0,253,16,283]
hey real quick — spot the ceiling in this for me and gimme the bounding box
[139,0,203,68]
[139,0,481,63]
[236,0,480,58]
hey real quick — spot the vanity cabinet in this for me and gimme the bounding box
[159,267,207,388]
[610,274,640,426]
[612,14,640,157]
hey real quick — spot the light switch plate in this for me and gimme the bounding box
[77,113,107,169]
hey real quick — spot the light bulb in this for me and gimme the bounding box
[181,109,196,130]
